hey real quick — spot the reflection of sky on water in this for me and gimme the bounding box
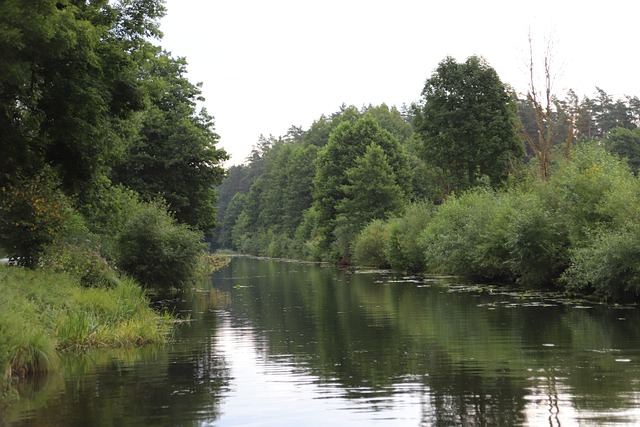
[213,314,640,426]
[207,285,640,427]
[7,258,640,426]
[524,378,640,426]
[209,312,640,427]
[210,315,424,426]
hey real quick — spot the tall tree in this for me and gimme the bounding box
[592,88,637,136]
[603,127,640,174]
[413,55,523,192]
[362,104,414,145]
[522,33,578,179]
[112,49,228,233]
[302,105,362,148]
[217,192,247,249]
[313,115,409,255]
[0,0,164,195]
[334,143,407,258]
[223,139,318,250]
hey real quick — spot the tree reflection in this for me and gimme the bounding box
[214,257,640,426]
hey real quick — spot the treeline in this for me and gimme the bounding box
[215,56,640,302]
[0,0,227,292]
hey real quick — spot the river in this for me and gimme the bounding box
[3,256,640,426]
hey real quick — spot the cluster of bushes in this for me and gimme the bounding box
[352,143,640,302]
[1,179,211,295]
[0,177,232,396]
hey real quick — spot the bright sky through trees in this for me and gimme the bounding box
[159,0,639,165]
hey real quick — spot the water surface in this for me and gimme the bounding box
[3,256,640,426]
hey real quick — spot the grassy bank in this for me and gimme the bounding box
[0,266,173,396]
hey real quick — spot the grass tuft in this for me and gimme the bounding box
[0,266,173,390]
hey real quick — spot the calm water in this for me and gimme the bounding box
[3,256,640,426]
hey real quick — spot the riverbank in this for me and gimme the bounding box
[0,266,173,401]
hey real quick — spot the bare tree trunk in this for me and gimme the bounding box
[523,31,573,180]
[526,31,553,180]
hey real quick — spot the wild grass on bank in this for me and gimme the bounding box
[0,266,173,388]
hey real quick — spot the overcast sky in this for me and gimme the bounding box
[159,0,638,166]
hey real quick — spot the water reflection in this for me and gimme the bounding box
[4,256,640,426]
[2,294,230,427]
[212,257,640,426]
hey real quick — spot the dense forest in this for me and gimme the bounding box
[2,0,640,398]
[0,0,228,383]
[214,56,640,302]
[0,0,228,286]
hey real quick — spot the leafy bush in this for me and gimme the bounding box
[419,189,514,281]
[385,201,435,272]
[41,241,120,288]
[116,200,207,293]
[265,231,295,259]
[561,225,640,301]
[78,185,142,259]
[543,143,637,245]
[503,192,570,287]
[332,217,359,262]
[0,172,69,267]
[352,219,391,267]
[293,206,323,261]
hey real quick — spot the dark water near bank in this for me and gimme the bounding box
[4,256,640,426]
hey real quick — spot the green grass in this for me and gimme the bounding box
[0,266,173,387]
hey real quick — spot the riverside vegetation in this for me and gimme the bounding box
[3,0,640,406]
[214,59,640,304]
[0,0,228,399]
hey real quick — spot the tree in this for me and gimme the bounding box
[278,144,318,232]
[362,104,414,145]
[592,88,638,136]
[334,143,407,258]
[522,33,575,179]
[0,0,171,261]
[112,49,228,234]
[217,192,247,249]
[339,143,406,226]
[413,55,523,192]
[0,0,164,196]
[302,105,362,148]
[313,115,409,256]
[603,127,640,174]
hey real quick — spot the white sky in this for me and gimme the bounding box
[159,0,639,166]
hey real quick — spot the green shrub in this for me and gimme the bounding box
[544,143,638,245]
[231,211,252,253]
[561,225,640,301]
[116,200,206,293]
[385,201,435,272]
[0,172,69,267]
[265,231,294,259]
[332,217,359,262]
[80,185,141,237]
[293,206,323,261]
[41,241,120,288]
[78,185,142,260]
[352,219,391,268]
[503,192,570,287]
[420,189,514,281]
[38,201,121,288]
